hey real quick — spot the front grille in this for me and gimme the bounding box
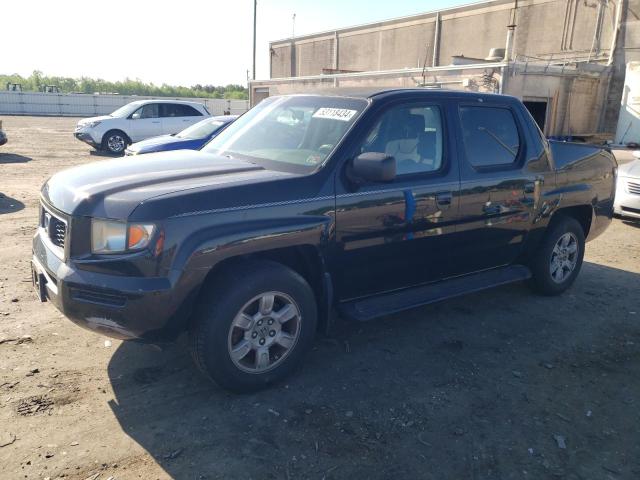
[628,181,640,195]
[51,218,66,248]
[41,205,67,250]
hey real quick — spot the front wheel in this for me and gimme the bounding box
[528,215,585,295]
[189,260,317,393]
[102,130,128,155]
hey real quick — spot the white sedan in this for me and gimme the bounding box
[74,99,210,154]
[614,151,640,220]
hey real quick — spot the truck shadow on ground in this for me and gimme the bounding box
[0,153,32,164]
[0,193,25,214]
[106,262,640,480]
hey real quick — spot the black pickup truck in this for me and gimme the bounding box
[32,89,617,392]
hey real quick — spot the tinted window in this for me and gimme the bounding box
[459,106,520,167]
[360,104,444,175]
[161,103,202,117]
[132,103,159,119]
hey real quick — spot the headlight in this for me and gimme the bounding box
[91,219,156,254]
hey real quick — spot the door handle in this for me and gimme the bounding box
[435,191,452,208]
[152,121,160,124]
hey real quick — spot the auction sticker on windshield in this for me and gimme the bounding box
[313,108,358,122]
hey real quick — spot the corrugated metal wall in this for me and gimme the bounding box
[0,92,249,117]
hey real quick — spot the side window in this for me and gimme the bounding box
[459,106,520,167]
[359,104,444,175]
[160,104,177,118]
[179,104,203,117]
[132,103,158,119]
[162,104,202,117]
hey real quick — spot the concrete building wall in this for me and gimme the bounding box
[251,61,608,137]
[296,37,335,76]
[271,44,293,78]
[269,0,618,79]
[258,0,639,137]
[601,0,640,133]
[438,7,510,64]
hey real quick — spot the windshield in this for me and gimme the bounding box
[177,117,230,140]
[110,102,142,118]
[202,95,367,173]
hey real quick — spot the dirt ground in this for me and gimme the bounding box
[0,115,639,480]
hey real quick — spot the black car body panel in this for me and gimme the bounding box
[33,89,617,341]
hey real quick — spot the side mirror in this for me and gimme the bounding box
[352,152,396,183]
[131,112,141,120]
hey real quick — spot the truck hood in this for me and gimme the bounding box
[42,150,290,219]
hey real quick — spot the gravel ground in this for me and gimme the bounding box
[0,115,639,480]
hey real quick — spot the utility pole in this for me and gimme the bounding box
[252,0,257,80]
[292,13,296,40]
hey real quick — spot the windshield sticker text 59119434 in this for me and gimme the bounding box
[312,108,358,122]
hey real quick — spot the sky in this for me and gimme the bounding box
[4,0,469,87]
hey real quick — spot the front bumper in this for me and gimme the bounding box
[32,228,192,342]
[614,177,640,219]
[74,131,101,149]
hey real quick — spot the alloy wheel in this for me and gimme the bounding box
[107,135,125,153]
[227,292,301,373]
[549,232,579,284]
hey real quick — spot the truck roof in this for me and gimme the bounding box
[281,88,517,102]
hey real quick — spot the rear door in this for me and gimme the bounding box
[160,104,204,134]
[333,99,461,300]
[127,103,161,141]
[453,100,542,273]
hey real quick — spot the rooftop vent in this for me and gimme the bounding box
[485,48,506,61]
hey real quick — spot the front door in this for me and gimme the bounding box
[127,103,162,142]
[333,101,461,300]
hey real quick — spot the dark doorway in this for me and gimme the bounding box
[523,101,547,132]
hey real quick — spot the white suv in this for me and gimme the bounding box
[74,100,210,154]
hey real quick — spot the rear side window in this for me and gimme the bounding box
[459,106,520,167]
[160,104,202,117]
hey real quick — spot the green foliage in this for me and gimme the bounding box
[0,71,248,100]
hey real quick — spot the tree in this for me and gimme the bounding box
[0,72,248,99]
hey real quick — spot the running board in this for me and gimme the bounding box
[339,265,532,322]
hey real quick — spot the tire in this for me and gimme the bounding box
[189,260,317,393]
[528,215,585,296]
[101,130,129,155]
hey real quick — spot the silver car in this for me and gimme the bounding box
[614,152,640,219]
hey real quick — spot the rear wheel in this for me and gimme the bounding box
[102,130,128,155]
[529,215,585,295]
[189,260,317,393]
